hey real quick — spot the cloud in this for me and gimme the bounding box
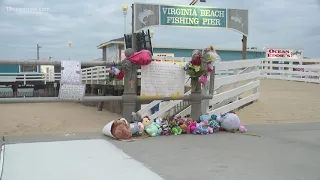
[3,0,25,6]
[0,0,319,60]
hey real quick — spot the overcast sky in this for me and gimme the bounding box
[0,0,319,61]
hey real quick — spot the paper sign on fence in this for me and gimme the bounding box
[59,60,85,100]
[140,62,185,97]
[60,61,82,85]
[58,84,86,100]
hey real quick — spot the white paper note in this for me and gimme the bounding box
[58,84,86,100]
[60,61,82,85]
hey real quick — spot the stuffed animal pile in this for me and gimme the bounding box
[107,112,248,140]
[137,112,247,137]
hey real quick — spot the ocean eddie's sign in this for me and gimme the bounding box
[134,3,248,36]
[266,48,304,59]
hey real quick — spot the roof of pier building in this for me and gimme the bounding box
[97,37,266,53]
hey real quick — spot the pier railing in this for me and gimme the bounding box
[0,72,60,85]
[261,58,320,83]
[0,57,318,120]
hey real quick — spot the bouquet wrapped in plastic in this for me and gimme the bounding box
[183,45,222,87]
[183,49,206,79]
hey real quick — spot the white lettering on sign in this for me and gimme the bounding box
[162,7,224,26]
[199,10,225,17]
[166,17,199,25]
[202,18,221,25]
[140,62,185,97]
[162,8,198,16]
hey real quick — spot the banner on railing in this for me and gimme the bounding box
[140,62,185,97]
[265,48,303,59]
[59,61,86,100]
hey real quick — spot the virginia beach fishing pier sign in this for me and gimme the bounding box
[134,3,248,36]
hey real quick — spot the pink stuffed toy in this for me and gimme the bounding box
[201,120,213,134]
[187,121,197,134]
[128,49,152,65]
[239,125,247,133]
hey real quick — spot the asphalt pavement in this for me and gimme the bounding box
[3,122,320,180]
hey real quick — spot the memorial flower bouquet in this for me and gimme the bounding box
[184,46,221,87]
[183,50,206,79]
[108,65,125,81]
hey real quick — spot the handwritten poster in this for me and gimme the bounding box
[59,60,85,100]
[141,62,185,97]
[60,61,82,85]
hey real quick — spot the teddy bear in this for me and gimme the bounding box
[166,116,182,135]
[111,118,132,139]
[201,119,213,134]
[195,123,209,135]
[211,113,241,131]
[200,114,211,122]
[167,117,177,128]
[208,119,220,133]
[171,126,182,135]
[160,120,172,136]
[130,122,144,136]
[141,116,162,137]
[177,119,188,134]
[187,121,197,134]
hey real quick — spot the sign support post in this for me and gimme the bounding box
[121,4,138,122]
[131,4,137,51]
[242,35,247,59]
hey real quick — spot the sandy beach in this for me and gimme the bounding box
[0,103,120,136]
[0,79,319,136]
[237,79,320,125]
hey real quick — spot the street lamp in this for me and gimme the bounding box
[68,41,72,60]
[122,4,129,34]
[36,44,42,60]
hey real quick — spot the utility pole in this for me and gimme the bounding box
[36,44,42,60]
[131,4,136,51]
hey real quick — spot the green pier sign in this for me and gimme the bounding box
[160,5,226,28]
[134,3,248,36]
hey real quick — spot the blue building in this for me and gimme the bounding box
[0,60,41,86]
[97,37,265,62]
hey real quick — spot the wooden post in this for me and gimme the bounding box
[12,84,18,97]
[242,35,247,60]
[97,85,106,111]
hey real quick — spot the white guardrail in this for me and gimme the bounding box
[261,59,320,83]
[0,72,61,85]
[0,57,318,118]
[78,57,320,118]
[138,58,262,119]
